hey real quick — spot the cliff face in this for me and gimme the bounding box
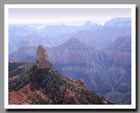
[9,45,114,105]
[35,45,51,69]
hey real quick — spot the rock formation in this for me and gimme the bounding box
[35,45,51,69]
[9,45,115,104]
[75,79,85,87]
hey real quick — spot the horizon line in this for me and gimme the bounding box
[8,17,131,26]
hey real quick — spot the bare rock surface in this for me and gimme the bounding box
[35,45,51,69]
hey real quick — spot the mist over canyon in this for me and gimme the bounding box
[9,17,131,104]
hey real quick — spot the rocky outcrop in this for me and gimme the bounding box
[9,44,115,104]
[75,79,85,87]
[9,61,115,104]
[35,45,51,69]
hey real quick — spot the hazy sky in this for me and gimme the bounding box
[8,8,131,25]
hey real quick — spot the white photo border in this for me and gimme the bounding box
[4,4,136,109]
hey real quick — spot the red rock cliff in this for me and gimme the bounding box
[35,45,51,69]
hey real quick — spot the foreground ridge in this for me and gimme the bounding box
[9,45,115,104]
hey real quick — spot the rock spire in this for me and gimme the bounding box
[35,45,51,69]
